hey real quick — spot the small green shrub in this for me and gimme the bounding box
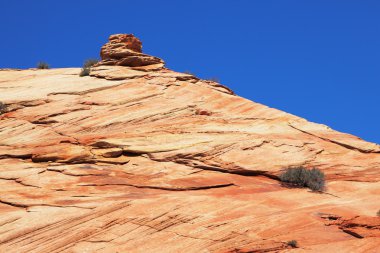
[79,67,91,77]
[37,62,49,69]
[307,168,325,191]
[0,102,7,114]
[287,240,298,248]
[83,59,98,68]
[79,59,98,77]
[280,167,325,191]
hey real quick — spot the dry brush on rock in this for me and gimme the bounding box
[279,167,325,191]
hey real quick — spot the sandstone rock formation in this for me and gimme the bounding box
[0,35,379,252]
[97,34,165,68]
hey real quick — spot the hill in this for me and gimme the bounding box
[0,34,379,252]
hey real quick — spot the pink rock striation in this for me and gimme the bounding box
[0,34,379,252]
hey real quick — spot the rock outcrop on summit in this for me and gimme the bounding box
[0,34,379,252]
[97,34,165,68]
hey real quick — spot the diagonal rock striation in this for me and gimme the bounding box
[0,34,379,252]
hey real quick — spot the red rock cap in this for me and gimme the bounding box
[98,34,164,67]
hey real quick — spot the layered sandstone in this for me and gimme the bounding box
[0,34,379,253]
[97,34,164,68]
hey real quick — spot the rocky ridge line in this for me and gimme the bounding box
[0,34,379,252]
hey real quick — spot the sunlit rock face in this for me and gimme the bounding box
[97,33,164,67]
[0,34,379,252]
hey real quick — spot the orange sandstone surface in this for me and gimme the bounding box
[0,34,379,253]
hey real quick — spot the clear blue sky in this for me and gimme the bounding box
[1,1,379,144]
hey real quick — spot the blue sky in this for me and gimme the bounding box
[1,1,379,144]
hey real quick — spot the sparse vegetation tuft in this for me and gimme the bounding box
[207,77,220,83]
[83,59,98,68]
[79,67,91,77]
[37,62,50,69]
[377,209,380,217]
[184,71,195,76]
[0,102,7,114]
[79,59,98,77]
[280,167,325,191]
[287,240,298,248]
